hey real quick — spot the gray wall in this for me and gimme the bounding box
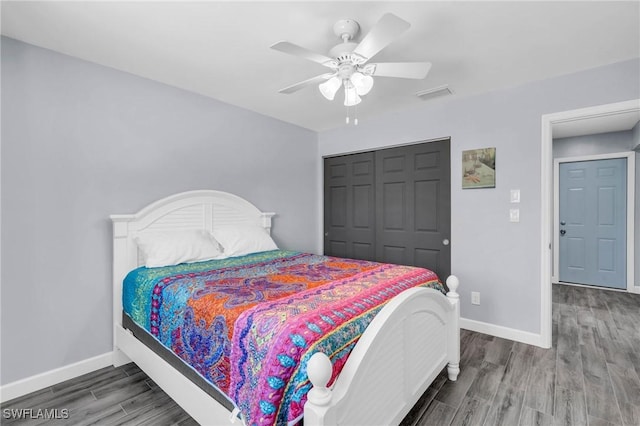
[553,130,634,157]
[319,58,640,335]
[553,130,638,287]
[635,122,640,286]
[2,34,639,386]
[0,37,318,385]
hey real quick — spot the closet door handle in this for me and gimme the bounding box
[443,239,450,246]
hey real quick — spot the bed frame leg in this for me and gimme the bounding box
[112,327,132,367]
[447,363,460,381]
[304,352,335,426]
[446,275,461,382]
[113,347,132,368]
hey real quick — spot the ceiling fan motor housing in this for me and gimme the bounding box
[329,42,359,63]
[330,19,365,68]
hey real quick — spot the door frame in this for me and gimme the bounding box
[540,99,640,348]
[552,152,635,291]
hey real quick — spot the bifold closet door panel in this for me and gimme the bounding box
[324,152,376,260]
[375,141,451,278]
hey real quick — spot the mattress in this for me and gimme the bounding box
[122,250,444,425]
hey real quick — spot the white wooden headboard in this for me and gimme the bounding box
[110,190,275,337]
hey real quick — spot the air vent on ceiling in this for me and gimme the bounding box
[416,85,453,101]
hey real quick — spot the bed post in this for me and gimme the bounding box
[446,275,460,381]
[304,352,335,426]
[260,212,275,234]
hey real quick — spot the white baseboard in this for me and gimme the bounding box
[460,317,546,348]
[0,352,114,403]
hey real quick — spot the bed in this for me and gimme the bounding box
[111,190,460,426]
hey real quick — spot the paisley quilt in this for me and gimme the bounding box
[123,250,444,425]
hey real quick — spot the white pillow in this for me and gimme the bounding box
[212,225,278,258]
[135,230,223,268]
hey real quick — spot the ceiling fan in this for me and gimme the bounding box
[271,13,431,108]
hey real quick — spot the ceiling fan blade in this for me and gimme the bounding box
[278,73,335,94]
[271,41,337,68]
[352,13,411,61]
[370,62,432,79]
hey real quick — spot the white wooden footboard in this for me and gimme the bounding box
[305,276,460,426]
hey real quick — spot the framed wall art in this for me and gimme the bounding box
[462,147,496,189]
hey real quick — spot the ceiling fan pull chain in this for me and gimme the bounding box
[345,104,359,125]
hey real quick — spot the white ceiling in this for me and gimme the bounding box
[2,1,639,132]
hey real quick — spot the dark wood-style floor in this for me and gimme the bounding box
[2,284,639,425]
[402,284,640,426]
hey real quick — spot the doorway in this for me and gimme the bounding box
[540,99,640,349]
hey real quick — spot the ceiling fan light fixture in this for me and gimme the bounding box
[350,72,374,96]
[319,76,342,100]
[271,13,423,124]
[344,81,362,106]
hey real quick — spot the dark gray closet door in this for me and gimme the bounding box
[375,140,451,278]
[324,152,376,260]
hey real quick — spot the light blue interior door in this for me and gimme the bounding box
[559,158,627,289]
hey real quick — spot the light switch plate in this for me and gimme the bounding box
[510,209,520,222]
[471,292,480,305]
[510,189,520,203]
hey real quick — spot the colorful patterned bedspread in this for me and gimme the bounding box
[123,250,444,425]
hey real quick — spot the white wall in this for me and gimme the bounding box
[319,58,640,339]
[0,37,319,385]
